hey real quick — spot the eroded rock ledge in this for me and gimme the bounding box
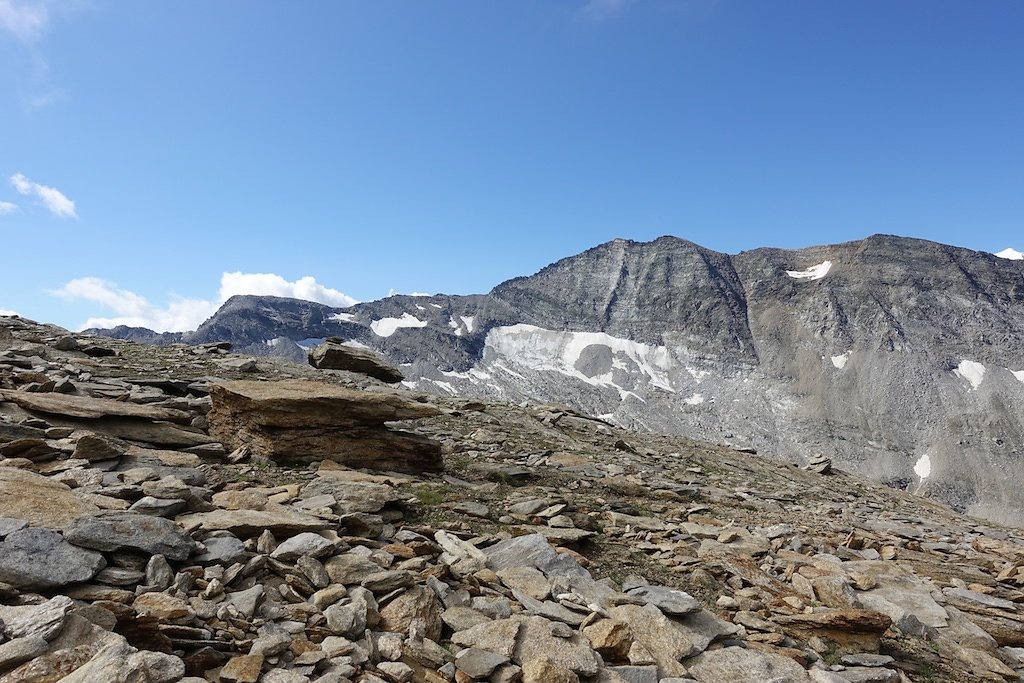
[207,379,443,473]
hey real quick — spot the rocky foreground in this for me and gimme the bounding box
[2,316,1024,682]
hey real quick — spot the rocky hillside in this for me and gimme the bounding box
[6,314,1024,682]
[91,235,1024,526]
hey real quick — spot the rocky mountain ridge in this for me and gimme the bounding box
[90,235,1024,526]
[5,314,1024,681]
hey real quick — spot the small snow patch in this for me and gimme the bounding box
[914,453,931,479]
[953,360,986,390]
[684,393,704,406]
[995,248,1023,260]
[831,352,850,369]
[429,303,442,309]
[1011,369,1024,384]
[370,313,428,337]
[786,260,833,281]
[460,315,476,333]
[329,312,356,322]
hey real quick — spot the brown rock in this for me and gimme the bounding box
[583,619,633,662]
[308,340,404,383]
[378,585,444,642]
[522,656,580,683]
[772,608,892,652]
[220,653,264,683]
[207,380,442,472]
[0,467,100,530]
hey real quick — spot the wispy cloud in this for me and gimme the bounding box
[51,272,360,333]
[0,201,18,215]
[0,0,49,42]
[0,309,19,317]
[579,0,634,22]
[10,173,76,218]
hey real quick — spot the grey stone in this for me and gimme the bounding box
[484,533,591,578]
[625,585,700,615]
[0,596,74,641]
[308,340,404,383]
[455,647,510,678]
[685,646,812,682]
[0,528,106,589]
[65,511,195,561]
[194,534,248,564]
[0,635,49,670]
[269,531,333,560]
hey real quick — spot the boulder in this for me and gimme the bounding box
[309,340,404,383]
[206,380,442,472]
[64,511,196,561]
[0,528,106,589]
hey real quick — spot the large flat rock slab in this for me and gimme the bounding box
[208,380,440,428]
[207,380,443,473]
[0,468,100,530]
[177,506,331,538]
[0,390,191,423]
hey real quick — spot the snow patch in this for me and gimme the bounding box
[485,324,674,394]
[953,359,986,390]
[831,351,850,369]
[342,340,370,350]
[684,393,704,405]
[1011,369,1024,384]
[370,313,428,337]
[429,303,442,309]
[995,248,1023,260]
[329,312,356,322]
[914,453,932,479]
[429,380,457,395]
[685,366,710,382]
[415,305,426,311]
[786,260,833,281]
[295,338,325,350]
[460,315,476,333]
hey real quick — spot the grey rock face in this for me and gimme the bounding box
[91,235,1024,523]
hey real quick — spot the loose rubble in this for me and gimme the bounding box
[1,313,1024,682]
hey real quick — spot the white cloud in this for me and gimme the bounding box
[10,173,76,218]
[51,272,358,333]
[995,248,1023,261]
[0,201,17,215]
[0,0,49,42]
[0,309,19,317]
[580,0,634,21]
[219,272,357,308]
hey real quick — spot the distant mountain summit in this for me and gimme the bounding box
[91,235,1024,524]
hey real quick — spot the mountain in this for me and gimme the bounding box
[91,234,1024,524]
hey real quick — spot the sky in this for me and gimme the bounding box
[1,0,1022,331]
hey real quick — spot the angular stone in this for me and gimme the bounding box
[0,389,192,422]
[309,341,404,383]
[496,565,552,600]
[484,533,591,579]
[378,585,444,642]
[0,596,74,640]
[64,511,195,561]
[0,467,100,530]
[626,585,700,615]
[0,635,49,670]
[510,616,602,676]
[177,506,329,537]
[133,592,194,620]
[72,433,127,461]
[57,637,186,683]
[220,653,265,683]
[583,619,634,661]
[522,655,581,683]
[269,531,333,560]
[452,619,522,659]
[0,528,105,589]
[325,552,385,585]
[455,647,510,679]
[686,646,812,682]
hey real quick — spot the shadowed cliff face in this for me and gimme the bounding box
[92,235,1024,524]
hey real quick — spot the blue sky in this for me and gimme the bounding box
[1,0,1021,331]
